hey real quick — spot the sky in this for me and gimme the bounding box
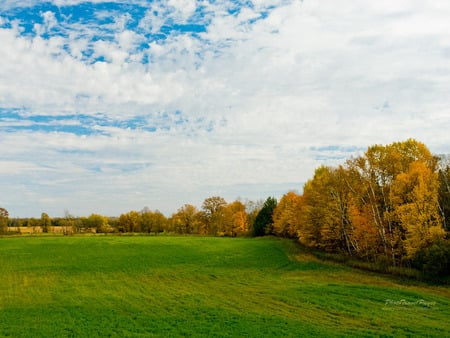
[1,0,450,218]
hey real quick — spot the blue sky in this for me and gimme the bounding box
[1,0,450,217]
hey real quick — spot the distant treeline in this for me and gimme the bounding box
[1,197,258,237]
[1,139,449,279]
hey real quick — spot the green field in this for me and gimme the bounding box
[0,236,449,337]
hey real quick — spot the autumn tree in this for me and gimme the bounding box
[437,156,450,231]
[59,210,80,234]
[272,191,303,238]
[347,199,379,260]
[85,214,110,233]
[140,209,167,234]
[245,199,263,235]
[202,196,227,235]
[117,211,140,232]
[40,212,52,233]
[253,197,277,236]
[391,161,445,259]
[339,165,381,260]
[298,166,357,254]
[347,139,438,265]
[294,139,446,267]
[299,166,334,248]
[223,200,248,236]
[0,207,8,233]
[152,211,168,234]
[171,204,203,234]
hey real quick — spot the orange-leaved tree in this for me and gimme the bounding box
[273,191,304,238]
[223,200,248,236]
[347,139,438,265]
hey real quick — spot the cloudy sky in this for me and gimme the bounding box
[1,0,450,217]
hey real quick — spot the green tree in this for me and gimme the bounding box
[413,240,450,278]
[253,197,277,236]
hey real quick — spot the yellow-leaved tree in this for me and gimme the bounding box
[223,200,248,236]
[299,166,354,252]
[202,196,227,235]
[273,191,304,238]
[300,165,362,254]
[171,204,203,234]
[0,207,8,233]
[391,161,445,259]
[347,139,439,265]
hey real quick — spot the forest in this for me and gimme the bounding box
[1,139,449,280]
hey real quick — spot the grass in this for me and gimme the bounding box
[0,236,449,337]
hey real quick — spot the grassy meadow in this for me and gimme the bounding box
[0,235,449,337]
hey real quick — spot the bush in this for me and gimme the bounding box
[413,240,450,279]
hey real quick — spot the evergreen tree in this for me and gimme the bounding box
[253,197,277,236]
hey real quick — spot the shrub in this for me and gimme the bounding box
[413,240,450,279]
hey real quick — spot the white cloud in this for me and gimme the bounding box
[33,11,58,35]
[167,0,197,22]
[1,0,450,217]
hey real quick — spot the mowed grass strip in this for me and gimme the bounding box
[0,236,449,337]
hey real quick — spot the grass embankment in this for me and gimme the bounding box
[0,236,449,337]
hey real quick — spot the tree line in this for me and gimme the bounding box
[269,139,450,278]
[1,139,449,278]
[1,197,261,237]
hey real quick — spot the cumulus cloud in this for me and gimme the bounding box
[1,0,450,217]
